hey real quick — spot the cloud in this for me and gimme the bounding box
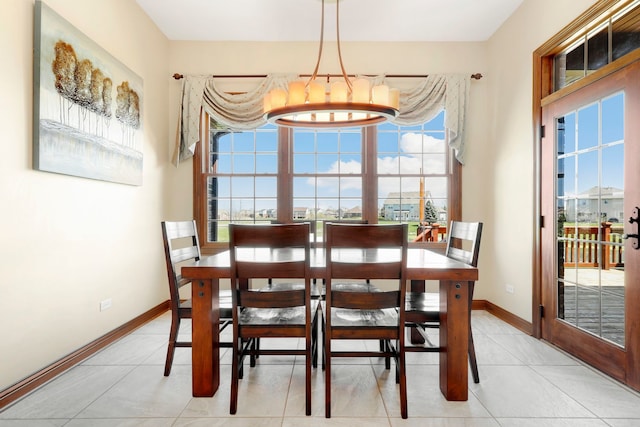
[308,132,447,202]
[400,132,443,151]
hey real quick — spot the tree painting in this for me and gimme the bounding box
[34,1,143,185]
[51,41,140,147]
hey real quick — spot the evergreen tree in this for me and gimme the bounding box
[424,200,438,224]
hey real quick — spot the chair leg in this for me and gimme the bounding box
[399,341,408,419]
[469,330,480,383]
[324,334,331,418]
[311,311,318,369]
[468,282,479,383]
[230,337,240,414]
[250,338,257,367]
[306,336,312,415]
[321,312,326,370]
[384,340,391,370]
[164,314,180,376]
[394,340,400,384]
[238,338,249,380]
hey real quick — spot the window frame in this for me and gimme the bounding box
[194,113,461,254]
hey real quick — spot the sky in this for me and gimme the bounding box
[557,90,624,198]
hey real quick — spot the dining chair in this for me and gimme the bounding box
[323,223,408,419]
[405,220,483,383]
[228,222,319,415]
[160,220,233,376]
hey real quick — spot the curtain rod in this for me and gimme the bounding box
[172,73,483,80]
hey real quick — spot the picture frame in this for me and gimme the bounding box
[33,0,143,186]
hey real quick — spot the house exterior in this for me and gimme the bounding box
[564,186,624,223]
[382,192,421,221]
[343,205,362,218]
[293,207,310,220]
[380,191,446,223]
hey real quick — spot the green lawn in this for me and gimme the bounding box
[212,218,426,243]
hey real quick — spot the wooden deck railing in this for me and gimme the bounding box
[562,223,624,269]
[414,224,447,242]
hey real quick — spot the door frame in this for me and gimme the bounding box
[532,0,640,340]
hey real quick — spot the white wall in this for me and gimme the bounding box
[0,0,174,389]
[0,0,600,393]
[484,0,598,320]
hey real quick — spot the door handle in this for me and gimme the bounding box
[623,206,640,250]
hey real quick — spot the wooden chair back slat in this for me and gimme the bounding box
[231,222,310,248]
[170,246,200,265]
[331,291,399,310]
[329,262,403,280]
[238,289,306,308]
[235,260,306,279]
[445,221,483,267]
[326,222,400,248]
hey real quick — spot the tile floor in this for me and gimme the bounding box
[2,310,640,426]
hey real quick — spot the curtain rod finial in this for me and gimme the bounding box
[173,73,184,80]
[471,73,482,80]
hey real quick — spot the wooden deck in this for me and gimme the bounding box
[559,268,625,346]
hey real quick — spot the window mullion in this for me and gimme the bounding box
[363,125,378,223]
[278,127,293,222]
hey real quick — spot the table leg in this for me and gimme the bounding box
[410,279,426,344]
[191,278,220,397]
[439,279,469,401]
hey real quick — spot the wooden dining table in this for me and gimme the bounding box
[182,246,478,401]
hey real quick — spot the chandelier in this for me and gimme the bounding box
[263,0,399,128]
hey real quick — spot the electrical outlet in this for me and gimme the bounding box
[505,284,515,294]
[100,298,112,311]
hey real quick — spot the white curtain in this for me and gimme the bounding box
[395,74,471,163]
[174,73,470,165]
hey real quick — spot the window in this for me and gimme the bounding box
[200,123,279,243]
[377,112,450,228]
[554,0,640,91]
[292,127,363,223]
[194,111,460,252]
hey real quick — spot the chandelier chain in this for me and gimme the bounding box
[335,0,352,92]
[308,0,325,85]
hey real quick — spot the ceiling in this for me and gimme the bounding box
[135,0,525,43]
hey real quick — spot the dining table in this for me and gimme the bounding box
[182,246,478,401]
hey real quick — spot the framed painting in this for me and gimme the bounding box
[33,0,143,186]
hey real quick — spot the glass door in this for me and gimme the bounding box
[541,60,640,391]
